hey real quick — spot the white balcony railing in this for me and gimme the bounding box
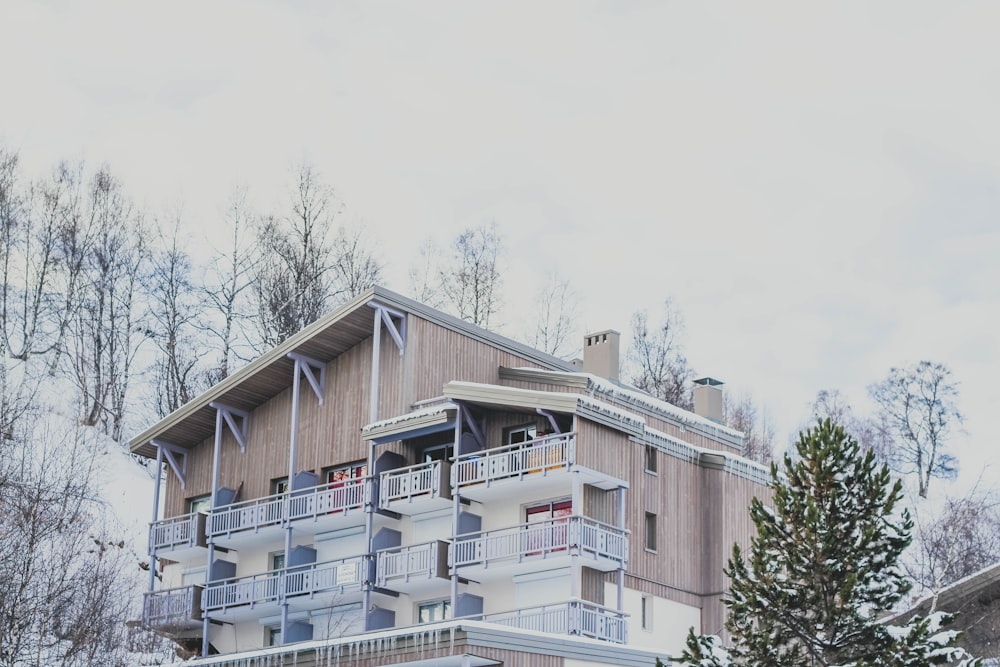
[379,461,445,508]
[376,541,446,587]
[484,600,628,644]
[450,516,628,569]
[452,433,574,489]
[287,478,368,522]
[149,512,204,555]
[142,585,202,629]
[207,494,284,537]
[207,478,369,538]
[203,556,366,613]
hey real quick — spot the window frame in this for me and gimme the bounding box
[187,494,211,514]
[271,477,290,495]
[644,444,658,474]
[644,511,657,553]
[504,423,537,446]
[324,461,367,485]
[416,598,452,624]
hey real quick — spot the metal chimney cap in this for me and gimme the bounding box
[694,377,724,387]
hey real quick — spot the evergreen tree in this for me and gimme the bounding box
[670,419,979,667]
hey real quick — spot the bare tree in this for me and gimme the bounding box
[868,361,961,498]
[438,222,503,327]
[809,388,892,460]
[907,486,1000,597]
[723,391,775,464]
[202,189,257,382]
[531,272,578,358]
[406,239,445,308]
[0,419,169,667]
[252,164,338,349]
[145,218,207,417]
[66,167,150,442]
[0,152,90,435]
[329,224,383,301]
[627,299,693,410]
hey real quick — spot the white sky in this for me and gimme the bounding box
[3,0,998,495]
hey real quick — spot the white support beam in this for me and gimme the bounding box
[151,439,188,490]
[460,404,485,449]
[209,402,249,452]
[288,352,326,404]
[369,302,406,354]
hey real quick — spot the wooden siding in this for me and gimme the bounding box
[162,313,555,519]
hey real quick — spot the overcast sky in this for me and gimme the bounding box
[3,1,998,495]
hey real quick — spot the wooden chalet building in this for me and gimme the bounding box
[130,287,770,666]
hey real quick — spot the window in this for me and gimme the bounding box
[641,595,653,631]
[265,625,281,647]
[325,462,367,485]
[525,499,572,555]
[420,443,453,463]
[271,477,289,495]
[270,551,285,571]
[188,495,211,514]
[645,512,657,552]
[645,445,658,474]
[417,599,451,623]
[505,424,537,445]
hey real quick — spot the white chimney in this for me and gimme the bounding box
[582,330,620,381]
[693,377,724,423]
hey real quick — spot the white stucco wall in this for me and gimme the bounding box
[608,583,700,658]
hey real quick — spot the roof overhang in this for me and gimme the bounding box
[443,381,580,414]
[129,287,575,459]
[362,403,459,444]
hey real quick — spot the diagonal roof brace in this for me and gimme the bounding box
[151,439,188,489]
[209,402,249,453]
[369,302,406,354]
[288,352,326,404]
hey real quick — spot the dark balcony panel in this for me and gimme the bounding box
[210,559,236,582]
[366,606,395,631]
[215,487,239,507]
[456,593,484,619]
[285,621,313,643]
[372,527,402,552]
[289,545,317,567]
[457,511,481,535]
[292,470,318,492]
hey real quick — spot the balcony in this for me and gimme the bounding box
[142,585,203,634]
[452,433,621,503]
[483,600,628,644]
[375,540,449,594]
[450,516,627,580]
[149,512,207,563]
[378,461,451,515]
[203,555,366,621]
[207,478,370,548]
